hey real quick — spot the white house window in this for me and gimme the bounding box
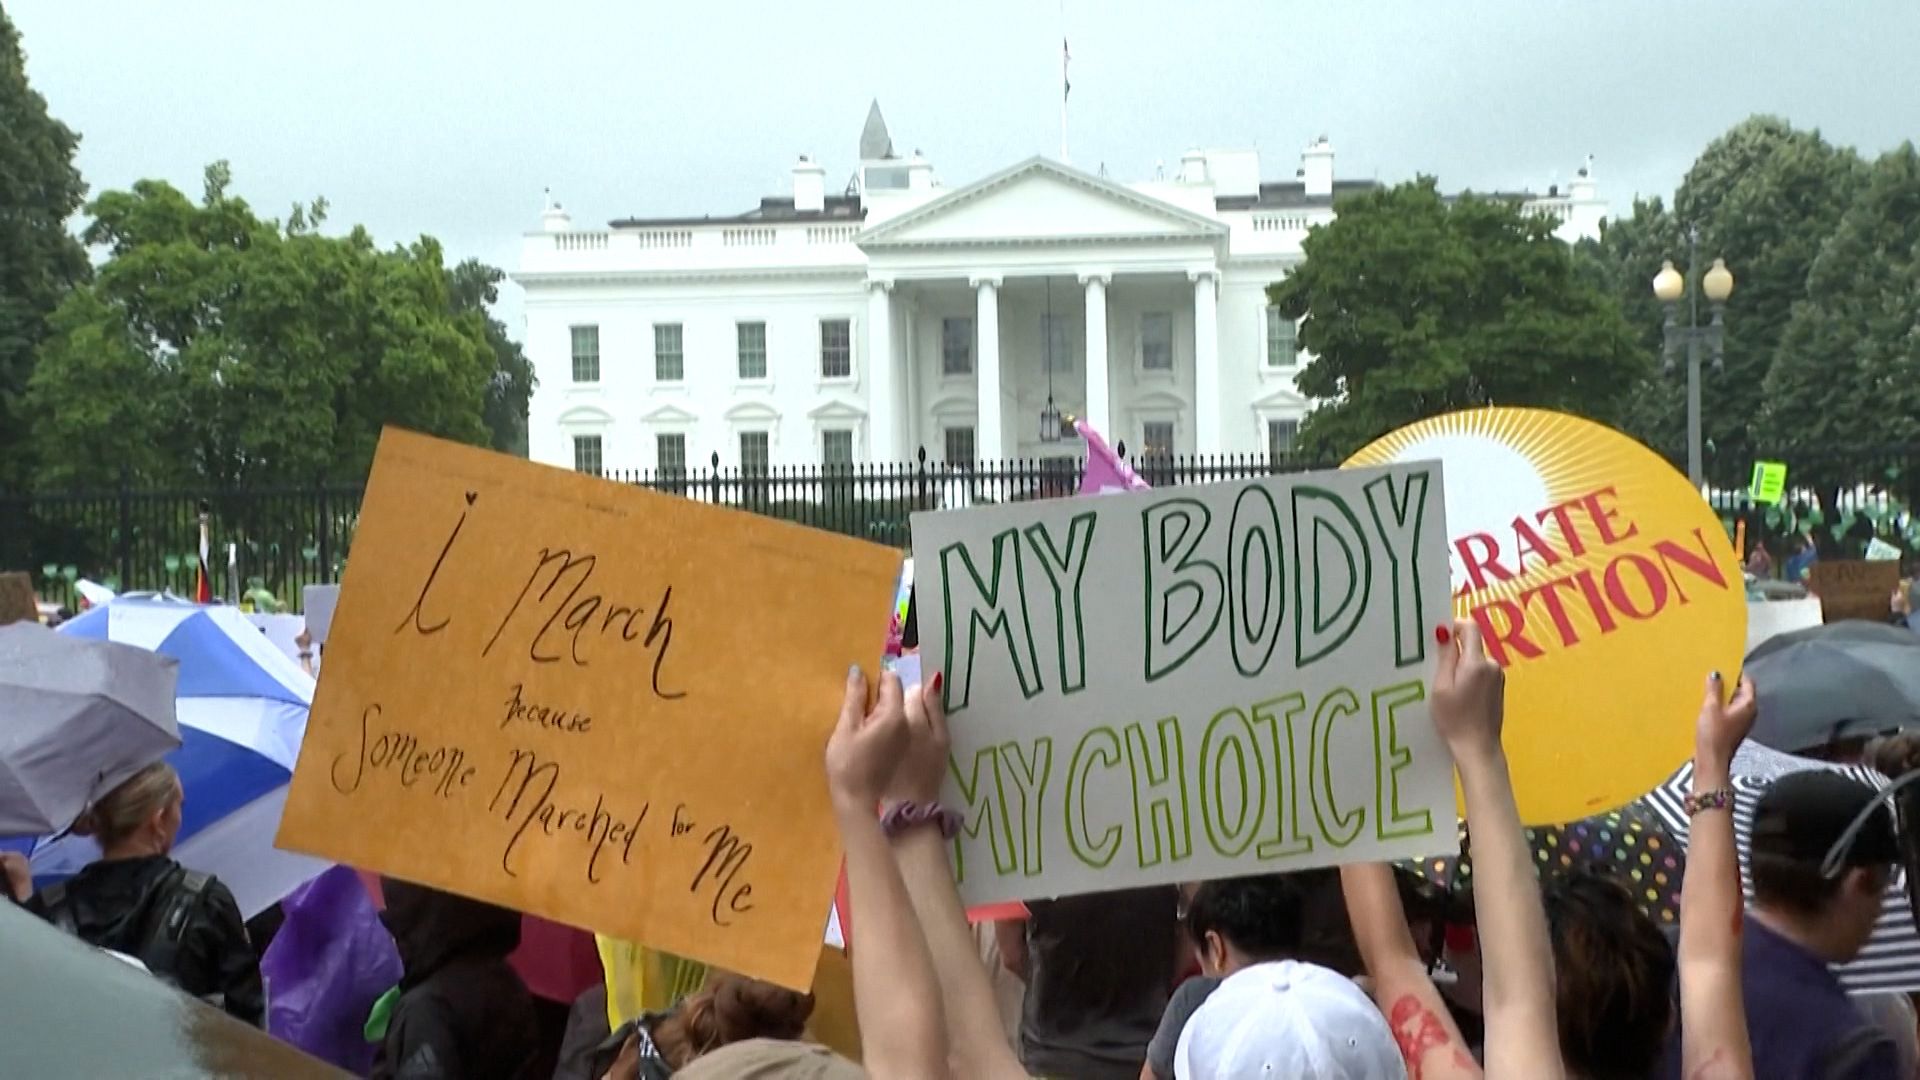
[1141,421,1176,458]
[571,325,600,383]
[942,317,974,376]
[822,428,854,466]
[944,426,976,464]
[1140,313,1174,371]
[737,322,768,380]
[739,430,770,474]
[820,319,852,379]
[656,432,687,475]
[1268,419,1300,458]
[572,434,603,474]
[1040,314,1075,373]
[1265,306,1297,369]
[654,323,684,382]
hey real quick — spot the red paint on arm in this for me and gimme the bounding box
[1388,995,1472,1080]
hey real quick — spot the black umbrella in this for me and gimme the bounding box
[1747,621,1920,753]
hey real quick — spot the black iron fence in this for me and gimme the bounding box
[5,445,1915,613]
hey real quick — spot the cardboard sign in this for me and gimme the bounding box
[1747,598,1824,655]
[1809,560,1900,623]
[911,462,1456,905]
[0,572,36,626]
[276,430,902,991]
[1749,461,1788,505]
[1349,409,1746,825]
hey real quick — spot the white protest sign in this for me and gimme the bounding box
[911,462,1456,904]
[302,584,340,644]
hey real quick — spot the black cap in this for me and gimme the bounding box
[1753,771,1900,869]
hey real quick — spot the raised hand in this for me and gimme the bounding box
[884,673,951,806]
[1431,619,1506,762]
[825,666,908,813]
[1695,673,1757,774]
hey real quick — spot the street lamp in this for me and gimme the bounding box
[1652,228,1734,487]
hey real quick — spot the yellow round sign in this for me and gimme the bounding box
[1347,408,1745,825]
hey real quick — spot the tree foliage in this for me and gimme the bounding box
[1269,179,1649,459]
[1591,117,1865,475]
[448,259,536,456]
[26,164,499,488]
[0,9,89,489]
[1762,142,1920,485]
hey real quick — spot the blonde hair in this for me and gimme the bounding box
[73,762,180,848]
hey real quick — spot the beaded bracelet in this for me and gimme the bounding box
[880,801,963,840]
[1686,788,1735,816]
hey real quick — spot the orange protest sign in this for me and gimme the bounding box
[276,430,901,990]
[1808,560,1900,623]
[1348,409,1745,825]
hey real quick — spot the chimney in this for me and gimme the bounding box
[793,156,827,213]
[1179,149,1208,184]
[1302,137,1334,199]
[906,150,935,192]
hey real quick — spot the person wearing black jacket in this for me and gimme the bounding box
[372,879,540,1080]
[23,761,264,1027]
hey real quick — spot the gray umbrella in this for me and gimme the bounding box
[1748,620,1920,753]
[0,622,181,836]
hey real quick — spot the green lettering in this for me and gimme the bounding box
[1198,707,1266,857]
[1123,716,1192,869]
[941,530,1043,713]
[1227,484,1285,678]
[1370,682,1433,841]
[1292,487,1373,668]
[1362,471,1431,669]
[1310,688,1365,847]
[1024,513,1098,695]
[1141,499,1223,683]
[1250,693,1314,859]
[948,745,1019,884]
[1065,727,1123,868]
[998,738,1054,876]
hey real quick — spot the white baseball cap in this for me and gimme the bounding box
[1174,960,1408,1080]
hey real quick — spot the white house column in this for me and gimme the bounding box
[867,279,896,460]
[1080,272,1110,437]
[1191,269,1222,454]
[972,275,1003,461]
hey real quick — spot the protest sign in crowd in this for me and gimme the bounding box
[5,407,1920,1080]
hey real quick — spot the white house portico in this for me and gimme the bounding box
[517,105,1606,473]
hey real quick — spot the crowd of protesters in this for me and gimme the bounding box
[6,617,1916,1079]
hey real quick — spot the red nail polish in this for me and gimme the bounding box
[1435,625,1452,645]
[930,672,944,694]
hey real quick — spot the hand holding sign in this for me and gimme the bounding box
[827,669,911,814]
[886,674,951,808]
[1431,620,1507,765]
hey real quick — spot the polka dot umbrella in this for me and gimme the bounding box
[1403,802,1686,925]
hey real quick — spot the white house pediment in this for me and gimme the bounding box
[1251,385,1309,411]
[1132,389,1187,413]
[641,403,699,424]
[557,405,614,425]
[859,158,1226,248]
[929,394,979,419]
[724,401,781,422]
[808,399,870,421]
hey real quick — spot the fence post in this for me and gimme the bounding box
[915,446,929,511]
[707,451,721,506]
[317,476,332,585]
[116,465,134,589]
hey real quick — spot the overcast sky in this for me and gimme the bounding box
[11,0,1918,333]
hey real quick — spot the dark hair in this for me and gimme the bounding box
[1750,853,1850,915]
[1184,873,1307,961]
[651,972,815,1069]
[1542,870,1675,1079]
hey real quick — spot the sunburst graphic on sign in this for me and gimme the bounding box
[1349,408,1746,826]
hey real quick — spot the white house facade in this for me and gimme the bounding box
[517,105,1607,474]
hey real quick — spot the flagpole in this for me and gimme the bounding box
[1059,0,1069,163]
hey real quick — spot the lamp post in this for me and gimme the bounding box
[1652,227,1734,487]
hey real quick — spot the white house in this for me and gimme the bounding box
[517,103,1606,474]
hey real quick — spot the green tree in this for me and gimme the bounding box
[1270,179,1649,459]
[0,9,89,489]
[26,163,496,489]
[1596,117,1865,474]
[1762,143,1920,520]
[448,259,536,456]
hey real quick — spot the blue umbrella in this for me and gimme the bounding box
[23,598,328,916]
